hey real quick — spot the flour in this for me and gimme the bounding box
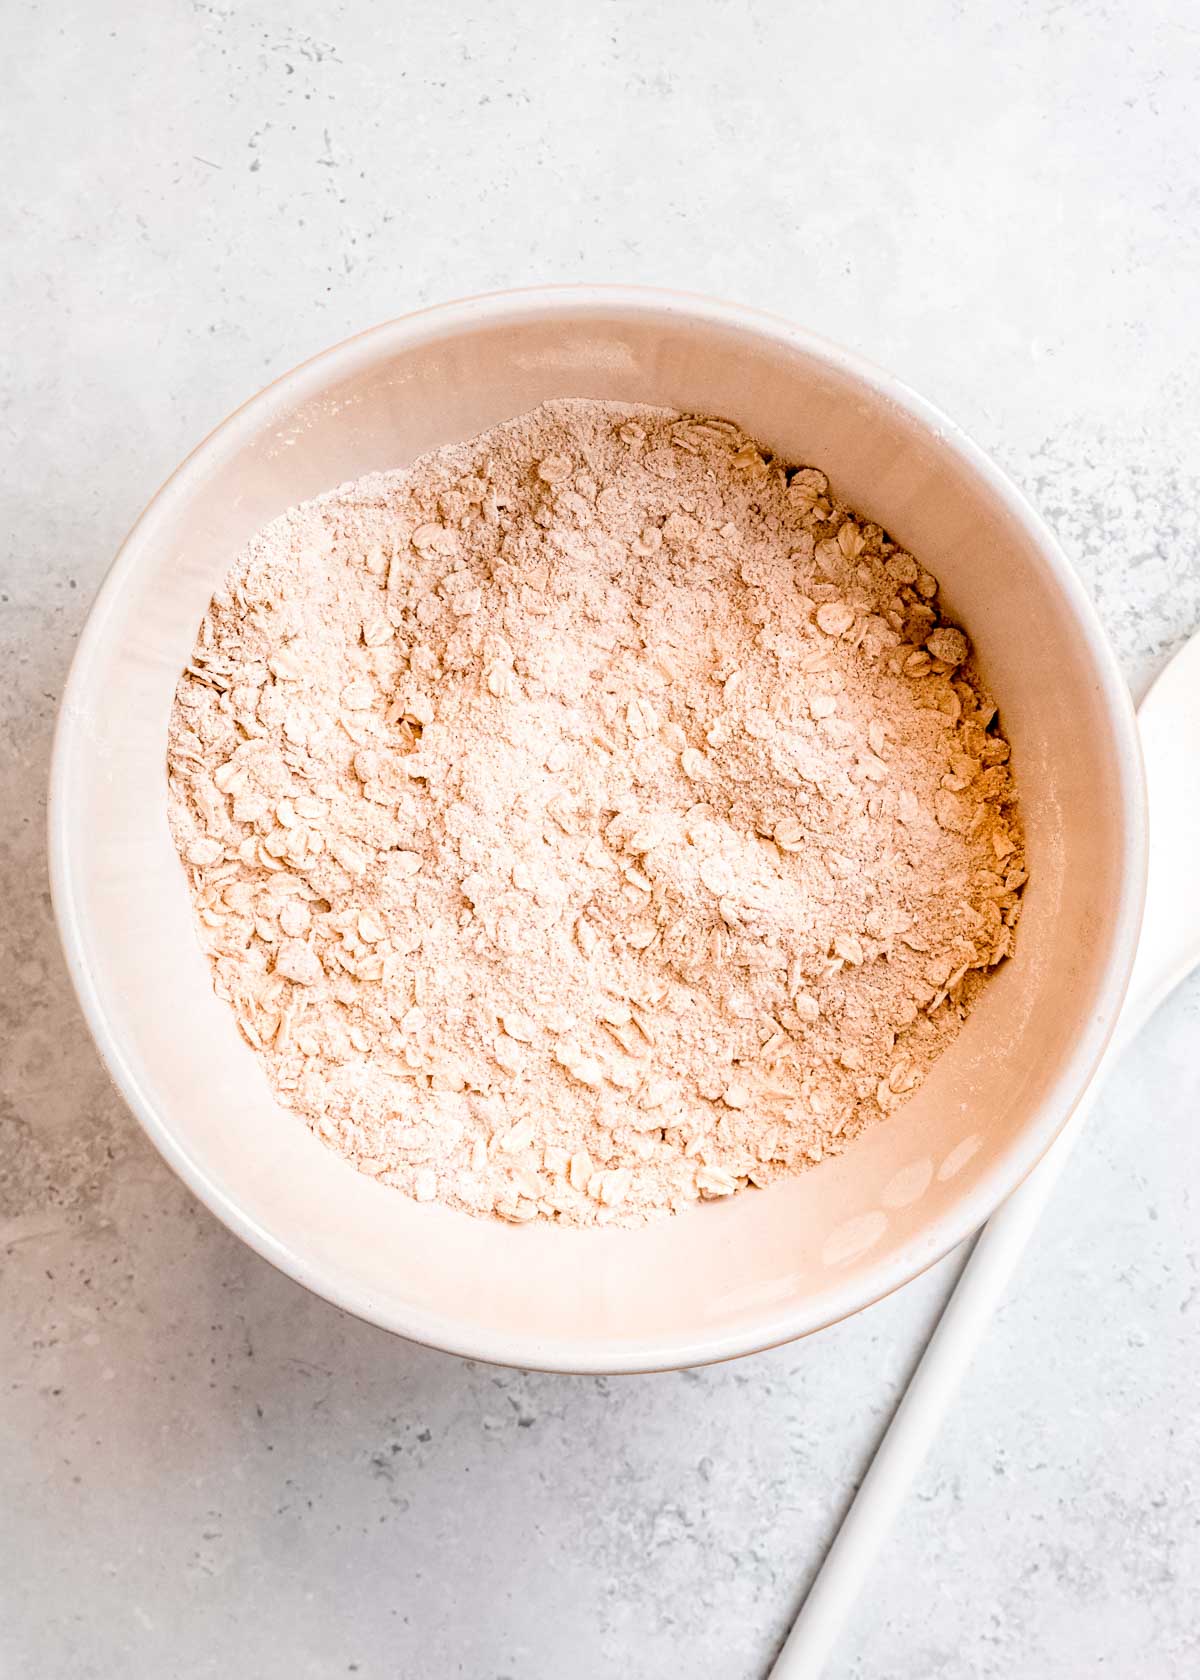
[167,400,1025,1226]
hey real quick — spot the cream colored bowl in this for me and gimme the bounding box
[50,288,1145,1371]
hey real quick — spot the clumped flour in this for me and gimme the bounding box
[168,401,1025,1226]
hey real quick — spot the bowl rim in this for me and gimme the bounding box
[48,284,1147,1372]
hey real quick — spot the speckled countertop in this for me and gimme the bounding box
[2,4,1198,1676]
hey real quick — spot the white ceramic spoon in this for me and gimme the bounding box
[770,629,1200,1680]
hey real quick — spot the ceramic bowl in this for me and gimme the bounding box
[49,288,1145,1371]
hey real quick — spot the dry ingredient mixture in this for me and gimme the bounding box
[167,400,1026,1226]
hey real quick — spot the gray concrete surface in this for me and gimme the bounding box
[2,3,1198,1675]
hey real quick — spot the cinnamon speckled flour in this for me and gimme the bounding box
[167,401,1025,1225]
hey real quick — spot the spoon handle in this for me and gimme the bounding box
[768,1086,1097,1679]
[769,627,1200,1677]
